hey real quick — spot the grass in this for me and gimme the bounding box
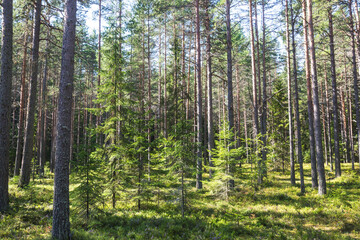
[1,163,360,239]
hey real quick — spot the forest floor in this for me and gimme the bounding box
[1,163,360,240]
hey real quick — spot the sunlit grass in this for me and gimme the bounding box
[1,163,359,239]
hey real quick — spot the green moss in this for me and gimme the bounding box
[1,163,359,239]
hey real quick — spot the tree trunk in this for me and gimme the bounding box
[260,0,267,183]
[249,0,259,166]
[52,0,77,238]
[14,29,28,176]
[290,0,304,193]
[302,0,317,189]
[96,0,102,144]
[19,0,42,187]
[39,29,50,176]
[226,0,235,187]
[205,0,214,178]
[196,0,203,190]
[348,0,360,169]
[328,5,341,176]
[0,0,13,212]
[285,0,295,186]
[164,14,168,138]
[147,12,151,181]
[307,0,326,195]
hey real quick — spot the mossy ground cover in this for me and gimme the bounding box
[1,163,359,239]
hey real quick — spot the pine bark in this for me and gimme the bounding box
[348,0,360,169]
[328,5,341,176]
[19,0,42,187]
[249,0,259,157]
[290,0,304,193]
[285,0,295,185]
[205,0,214,178]
[196,0,203,189]
[260,0,267,183]
[226,0,235,187]
[14,29,28,176]
[52,0,77,238]
[302,0,317,188]
[0,0,13,212]
[307,0,326,195]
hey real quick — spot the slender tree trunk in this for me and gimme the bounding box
[307,0,326,195]
[205,0,214,178]
[50,94,58,173]
[260,0,268,183]
[290,0,304,193]
[147,12,151,181]
[196,0,203,190]
[14,29,28,176]
[158,31,162,135]
[164,14,168,138]
[348,0,360,169]
[285,0,295,185]
[347,77,355,166]
[39,30,50,176]
[97,0,102,144]
[302,0,317,188]
[249,0,259,166]
[19,0,42,187]
[52,0,77,238]
[226,0,235,187]
[328,5,341,175]
[0,0,13,212]
[254,0,261,107]
[340,89,351,168]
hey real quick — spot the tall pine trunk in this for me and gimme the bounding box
[307,0,326,195]
[19,0,42,187]
[52,0,77,238]
[249,0,259,169]
[196,0,203,189]
[285,0,295,185]
[14,28,28,176]
[348,0,360,169]
[0,0,13,212]
[290,0,305,193]
[226,0,235,187]
[302,0,317,189]
[205,0,214,178]
[328,4,341,176]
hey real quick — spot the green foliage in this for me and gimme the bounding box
[71,150,106,225]
[210,121,243,199]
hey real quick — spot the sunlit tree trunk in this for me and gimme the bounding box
[307,0,326,195]
[52,0,77,238]
[19,0,42,187]
[285,0,295,185]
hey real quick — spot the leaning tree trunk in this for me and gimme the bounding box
[307,0,326,195]
[52,0,77,238]
[19,0,42,188]
[0,0,13,212]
